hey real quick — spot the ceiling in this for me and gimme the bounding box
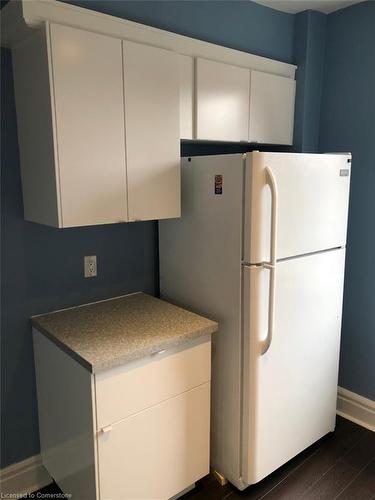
[252,0,363,14]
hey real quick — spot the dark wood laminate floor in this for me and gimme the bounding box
[34,417,375,499]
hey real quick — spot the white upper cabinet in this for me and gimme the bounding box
[49,23,128,227]
[123,41,181,221]
[12,24,181,227]
[194,60,296,144]
[196,58,250,142]
[249,71,296,145]
[11,14,297,228]
[13,23,128,228]
[179,54,194,140]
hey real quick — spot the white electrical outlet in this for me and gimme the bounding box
[84,255,97,278]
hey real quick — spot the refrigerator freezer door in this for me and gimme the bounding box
[244,152,351,263]
[242,248,346,485]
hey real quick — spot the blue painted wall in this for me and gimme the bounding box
[0,48,158,468]
[319,1,375,400]
[293,10,327,152]
[61,0,295,63]
[2,0,373,471]
[1,0,295,468]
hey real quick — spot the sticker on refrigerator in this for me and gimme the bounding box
[340,169,350,177]
[215,175,223,195]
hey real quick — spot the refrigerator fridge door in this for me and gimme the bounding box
[242,248,346,485]
[244,152,351,264]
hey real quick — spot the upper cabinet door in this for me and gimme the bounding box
[249,71,296,145]
[179,54,194,140]
[196,58,250,142]
[123,41,181,222]
[49,23,128,227]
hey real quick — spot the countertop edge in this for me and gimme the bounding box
[31,323,93,372]
[32,320,217,374]
[92,322,217,373]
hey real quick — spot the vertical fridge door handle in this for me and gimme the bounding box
[261,266,276,355]
[261,166,278,355]
[265,166,278,268]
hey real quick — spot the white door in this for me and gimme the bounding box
[97,383,210,500]
[244,152,351,263]
[196,58,250,141]
[50,23,127,227]
[123,41,181,222]
[242,248,346,485]
[249,71,295,145]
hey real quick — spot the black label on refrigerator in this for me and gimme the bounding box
[215,175,223,194]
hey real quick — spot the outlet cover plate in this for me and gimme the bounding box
[84,255,97,278]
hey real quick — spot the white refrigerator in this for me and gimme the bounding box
[159,152,351,489]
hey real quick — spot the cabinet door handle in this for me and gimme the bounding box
[152,349,166,356]
[101,425,112,434]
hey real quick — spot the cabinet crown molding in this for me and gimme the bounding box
[1,0,296,79]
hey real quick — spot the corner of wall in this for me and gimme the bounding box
[292,10,327,153]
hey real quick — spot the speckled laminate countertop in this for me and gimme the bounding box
[31,292,217,373]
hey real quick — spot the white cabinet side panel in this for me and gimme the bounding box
[98,383,210,500]
[33,330,97,500]
[249,71,295,145]
[159,155,244,484]
[179,54,194,139]
[50,23,127,227]
[12,27,60,227]
[243,249,346,484]
[123,40,181,221]
[196,58,250,142]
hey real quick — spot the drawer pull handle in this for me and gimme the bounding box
[152,349,166,356]
[101,425,112,434]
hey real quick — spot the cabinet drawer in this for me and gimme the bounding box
[97,382,210,500]
[95,339,211,428]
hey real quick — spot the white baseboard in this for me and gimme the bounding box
[337,386,375,432]
[0,454,51,496]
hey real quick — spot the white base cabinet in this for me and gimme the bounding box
[98,384,210,500]
[33,331,211,500]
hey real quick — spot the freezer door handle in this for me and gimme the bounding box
[261,166,278,355]
[265,166,278,268]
